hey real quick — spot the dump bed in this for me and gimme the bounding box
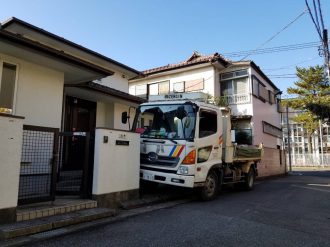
[233,145,263,161]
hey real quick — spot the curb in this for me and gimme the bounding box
[0,198,193,247]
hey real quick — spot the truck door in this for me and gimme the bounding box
[194,109,221,181]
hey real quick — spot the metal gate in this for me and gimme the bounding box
[18,125,59,205]
[56,132,91,198]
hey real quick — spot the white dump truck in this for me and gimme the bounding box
[130,92,263,200]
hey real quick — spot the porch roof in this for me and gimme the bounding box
[66,82,146,105]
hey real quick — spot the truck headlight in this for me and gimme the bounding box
[178,165,189,175]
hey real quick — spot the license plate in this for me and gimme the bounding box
[143,173,154,181]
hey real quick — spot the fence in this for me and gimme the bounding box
[220,93,251,105]
[288,153,330,167]
[18,125,59,205]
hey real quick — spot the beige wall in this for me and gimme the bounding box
[0,53,64,128]
[0,115,24,209]
[96,101,135,131]
[93,128,140,195]
[258,147,286,177]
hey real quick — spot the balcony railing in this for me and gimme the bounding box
[220,93,251,105]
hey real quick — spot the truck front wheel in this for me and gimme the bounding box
[200,171,219,201]
[243,167,255,191]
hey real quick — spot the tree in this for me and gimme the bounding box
[285,65,330,153]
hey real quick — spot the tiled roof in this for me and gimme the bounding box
[141,51,230,76]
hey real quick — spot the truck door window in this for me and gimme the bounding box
[199,110,217,138]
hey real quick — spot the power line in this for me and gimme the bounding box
[263,57,320,71]
[223,41,322,58]
[305,0,323,40]
[237,9,308,62]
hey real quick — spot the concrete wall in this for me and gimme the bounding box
[258,147,286,177]
[0,53,64,128]
[0,114,24,222]
[92,128,140,204]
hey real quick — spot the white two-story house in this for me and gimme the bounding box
[129,52,285,177]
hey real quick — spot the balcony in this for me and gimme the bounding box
[220,93,251,105]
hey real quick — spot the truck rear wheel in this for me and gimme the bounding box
[200,171,219,201]
[243,167,255,191]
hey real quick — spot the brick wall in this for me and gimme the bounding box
[258,147,286,177]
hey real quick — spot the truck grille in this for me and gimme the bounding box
[140,153,179,167]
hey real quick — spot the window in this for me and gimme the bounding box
[199,110,217,138]
[173,81,184,93]
[220,70,248,96]
[148,80,170,95]
[235,129,252,145]
[259,84,268,101]
[0,63,17,111]
[221,70,248,80]
[134,84,147,98]
[220,77,247,96]
[185,78,204,92]
[158,81,169,94]
[268,90,275,104]
[252,75,267,102]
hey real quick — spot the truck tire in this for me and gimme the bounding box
[243,167,255,191]
[200,171,219,201]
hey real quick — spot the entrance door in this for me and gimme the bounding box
[57,96,96,197]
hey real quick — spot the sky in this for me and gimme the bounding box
[1,0,330,94]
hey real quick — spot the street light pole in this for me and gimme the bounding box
[286,104,292,172]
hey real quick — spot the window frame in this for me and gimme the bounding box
[185,78,204,92]
[198,109,218,138]
[173,81,185,93]
[148,80,170,95]
[251,75,267,102]
[220,70,248,96]
[0,60,19,114]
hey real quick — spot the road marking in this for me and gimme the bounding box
[291,184,330,193]
[307,183,330,187]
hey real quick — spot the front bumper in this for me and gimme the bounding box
[140,168,195,188]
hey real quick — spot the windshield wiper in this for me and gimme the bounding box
[168,139,178,144]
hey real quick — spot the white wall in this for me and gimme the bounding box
[93,128,140,195]
[129,65,215,96]
[0,53,64,128]
[0,115,23,209]
[98,71,129,93]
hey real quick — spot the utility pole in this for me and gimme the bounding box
[323,29,330,82]
[286,104,292,172]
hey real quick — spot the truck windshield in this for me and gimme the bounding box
[133,103,197,140]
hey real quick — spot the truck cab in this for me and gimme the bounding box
[131,92,261,200]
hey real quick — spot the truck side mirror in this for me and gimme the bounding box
[231,130,236,143]
[121,111,128,124]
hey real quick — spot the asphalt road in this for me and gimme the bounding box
[31,171,330,247]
